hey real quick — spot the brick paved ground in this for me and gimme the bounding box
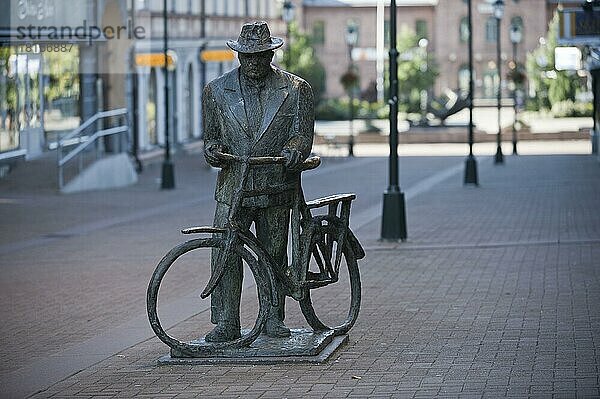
[0,150,460,379]
[2,151,600,398]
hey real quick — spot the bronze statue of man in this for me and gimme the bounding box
[202,21,314,342]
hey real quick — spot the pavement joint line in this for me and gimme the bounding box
[0,157,379,257]
[362,238,600,252]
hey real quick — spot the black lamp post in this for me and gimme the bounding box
[509,23,522,155]
[464,0,478,185]
[282,1,295,68]
[346,22,358,157]
[493,0,504,164]
[381,0,407,241]
[129,0,142,173]
[161,0,175,189]
[418,38,429,125]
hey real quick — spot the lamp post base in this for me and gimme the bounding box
[494,146,504,164]
[348,136,354,157]
[464,155,478,185]
[381,190,407,241]
[161,161,175,189]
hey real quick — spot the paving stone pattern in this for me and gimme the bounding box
[0,153,459,375]
[0,152,600,398]
[27,154,600,398]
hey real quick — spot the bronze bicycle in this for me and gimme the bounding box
[147,152,364,357]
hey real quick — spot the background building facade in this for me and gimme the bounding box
[303,0,575,100]
[0,0,590,165]
[128,0,286,151]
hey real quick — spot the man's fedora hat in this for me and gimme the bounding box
[227,21,284,54]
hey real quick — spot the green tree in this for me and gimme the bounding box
[0,47,17,112]
[396,27,438,113]
[43,47,80,103]
[526,12,583,111]
[280,22,326,105]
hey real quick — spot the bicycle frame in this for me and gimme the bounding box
[199,152,320,302]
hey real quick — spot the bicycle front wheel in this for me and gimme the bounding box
[147,237,272,356]
[299,240,361,336]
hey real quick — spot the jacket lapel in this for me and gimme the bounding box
[223,69,250,135]
[256,71,289,143]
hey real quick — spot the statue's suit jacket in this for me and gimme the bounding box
[202,66,314,208]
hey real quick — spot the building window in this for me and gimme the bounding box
[203,0,212,15]
[384,20,389,46]
[511,16,524,37]
[483,65,499,98]
[485,17,497,42]
[459,17,469,42]
[184,65,194,139]
[458,64,471,94]
[312,21,325,45]
[147,69,158,146]
[415,20,427,40]
[137,0,148,10]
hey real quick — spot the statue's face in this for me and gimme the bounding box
[238,51,273,81]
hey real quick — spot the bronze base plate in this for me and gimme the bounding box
[158,329,348,364]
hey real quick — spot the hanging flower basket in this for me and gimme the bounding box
[507,66,527,86]
[340,69,359,92]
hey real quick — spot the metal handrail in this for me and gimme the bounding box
[58,108,129,190]
[60,108,127,143]
[59,126,128,166]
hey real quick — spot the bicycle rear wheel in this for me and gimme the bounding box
[299,240,361,336]
[147,237,272,356]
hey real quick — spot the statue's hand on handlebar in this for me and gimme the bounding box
[205,144,226,167]
[281,149,303,169]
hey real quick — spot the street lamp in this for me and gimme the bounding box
[493,0,504,164]
[346,22,358,157]
[381,0,407,241]
[509,23,522,155]
[161,0,175,189]
[418,38,429,125]
[282,1,295,67]
[464,0,478,185]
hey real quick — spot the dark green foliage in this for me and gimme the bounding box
[551,100,593,118]
[396,27,438,113]
[280,23,326,105]
[526,13,585,112]
[315,98,387,120]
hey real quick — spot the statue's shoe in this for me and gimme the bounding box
[205,324,241,342]
[264,317,291,338]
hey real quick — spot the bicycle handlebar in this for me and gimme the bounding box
[215,151,321,170]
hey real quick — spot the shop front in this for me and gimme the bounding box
[0,0,92,162]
